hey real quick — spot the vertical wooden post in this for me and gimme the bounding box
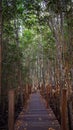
[25,84,29,101]
[26,84,28,95]
[40,84,43,96]
[29,84,31,94]
[61,88,68,130]
[46,85,49,108]
[8,90,14,130]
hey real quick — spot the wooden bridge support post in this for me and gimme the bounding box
[46,85,49,108]
[41,84,44,97]
[8,90,14,130]
[61,88,68,130]
[26,84,29,98]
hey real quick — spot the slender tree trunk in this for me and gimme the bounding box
[14,19,19,45]
[0,0,2,103]
[64,2,73,96]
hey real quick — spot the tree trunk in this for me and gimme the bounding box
[0,0,2,103]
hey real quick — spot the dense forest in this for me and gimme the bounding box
[0,0,73,130]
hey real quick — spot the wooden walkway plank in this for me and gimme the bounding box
[14,92,61,130]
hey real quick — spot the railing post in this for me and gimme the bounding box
[46,85,49,108]
[8,90,14,130]
[26,84,28,95]
[61,88,68,130]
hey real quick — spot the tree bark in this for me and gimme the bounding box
[0,0,2,103]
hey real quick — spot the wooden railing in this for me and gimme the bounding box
[0,85,31,130]
[41,85,73,130]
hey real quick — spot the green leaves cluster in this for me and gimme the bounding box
[2,0,73,91]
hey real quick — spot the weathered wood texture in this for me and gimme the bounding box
[8,90,15,130]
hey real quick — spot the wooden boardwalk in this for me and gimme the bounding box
[14,92,61,130]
